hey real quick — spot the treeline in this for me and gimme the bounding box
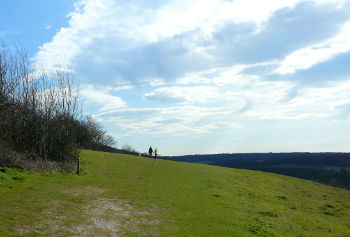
[165,153,350,188]
[0,45,115,171]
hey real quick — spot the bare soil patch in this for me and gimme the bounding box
[18,187,160,236]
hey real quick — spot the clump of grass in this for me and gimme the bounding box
[277,195,287,200]
[258,211,278,217]
[248,224,274,237]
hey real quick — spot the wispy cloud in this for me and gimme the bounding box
[143,86,220,103]
[80,85,126,111]
[273,21,349,74]
[0,30,21,37]
[34,0,342,76]
[92,72,348,138]
[96,105,243,137]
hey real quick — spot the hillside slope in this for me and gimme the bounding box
[0,150,349,236]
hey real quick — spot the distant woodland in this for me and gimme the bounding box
[164,153,350,188]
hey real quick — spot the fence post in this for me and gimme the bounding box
[77,158,80,174]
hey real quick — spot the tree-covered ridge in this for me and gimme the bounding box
[164,152,350,188]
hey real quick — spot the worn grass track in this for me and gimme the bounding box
[1,150,349,236]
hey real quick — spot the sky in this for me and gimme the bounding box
[1,0,349,155]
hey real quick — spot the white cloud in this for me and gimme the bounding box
[113,85,133,91]
[273,21,349,74]
[30,0,349,150]
[97,105,242,137]
[144,78,166,87]
[97,79,349,136]
[175,62,276,86]
[91,68,349,137]
[143,86,220,103]
[35,0,116,71]
[34,0,325,73]
[80,85,126,111]
[289,81,349,108]
[240,80,349,120]
[157,64,348,121]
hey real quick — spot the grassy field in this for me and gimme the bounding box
[0,150,349,236]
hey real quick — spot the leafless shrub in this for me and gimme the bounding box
[0,44,79,163]
[122,144,137,153]
[0,144,74,172]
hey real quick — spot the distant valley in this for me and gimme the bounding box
[164,152,350,188]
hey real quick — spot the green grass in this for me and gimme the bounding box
[1,150,349,236]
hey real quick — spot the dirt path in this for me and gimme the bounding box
[19,186,160,236]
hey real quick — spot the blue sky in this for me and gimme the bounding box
[1,0,349,155]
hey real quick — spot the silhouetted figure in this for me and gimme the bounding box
[154,148,158,159]
[148,146,153,158]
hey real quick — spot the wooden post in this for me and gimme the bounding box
[77,158,80,174]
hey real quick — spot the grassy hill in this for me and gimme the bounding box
[1,150,349,236]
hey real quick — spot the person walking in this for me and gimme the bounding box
[148,146,153,158]
[154,148,158,159]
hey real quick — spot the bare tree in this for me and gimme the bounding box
[0,43,119,170]
[0,44,79,165]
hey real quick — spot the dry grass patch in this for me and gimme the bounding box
[17,195,160,236]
